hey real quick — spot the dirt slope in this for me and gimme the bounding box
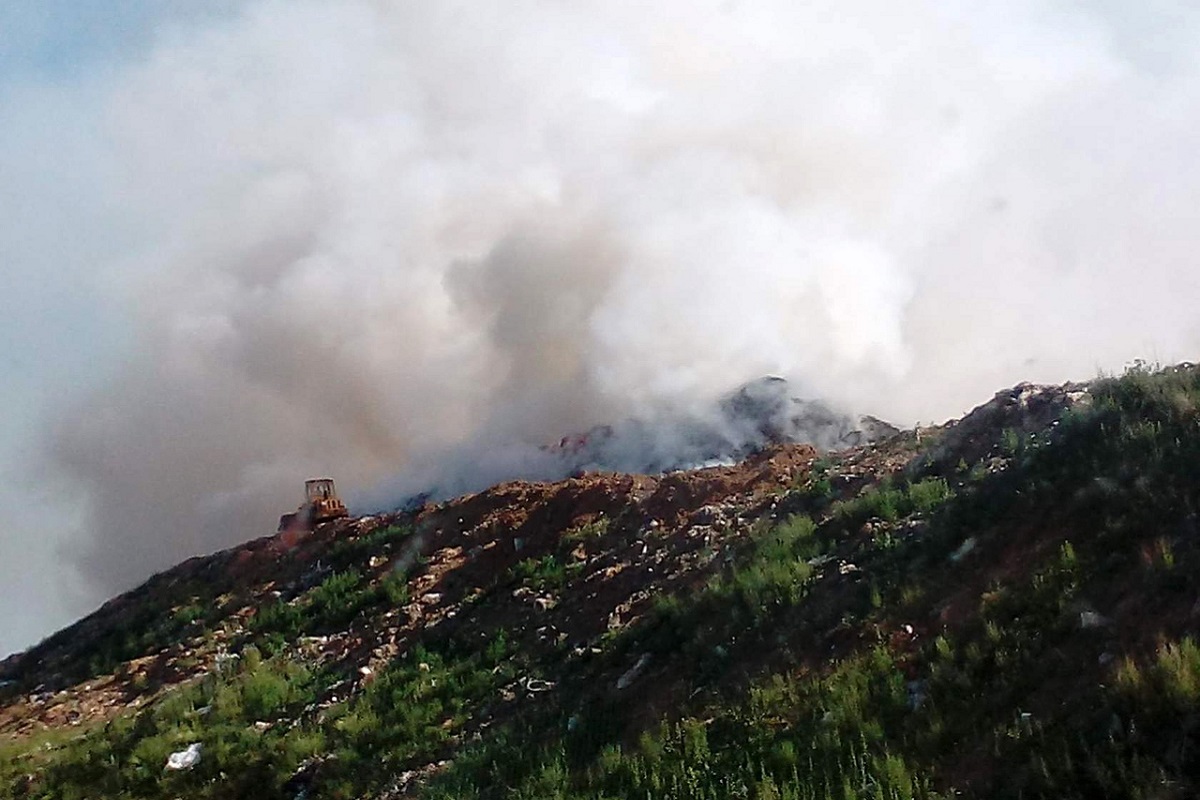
[3,366,1200,800]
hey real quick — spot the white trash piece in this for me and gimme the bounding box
[617,654,651,691]
[949,537,978,563]
[165,742,202,771]
[1079,610,1111,629]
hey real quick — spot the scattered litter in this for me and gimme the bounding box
[1079,610,1111,629]
[521,677,555,694]
[165,742,202,770]
[838,562,860,576]
[617,653,651,690]
[213,652,240,676]
[950,537,978,562]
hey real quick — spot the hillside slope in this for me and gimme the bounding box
[3,364,1200,799]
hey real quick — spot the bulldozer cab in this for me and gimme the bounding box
[306,478,337,502]
[279,478,349,532]
[305,478,348,524]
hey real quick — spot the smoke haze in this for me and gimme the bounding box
[6,1,1200,650]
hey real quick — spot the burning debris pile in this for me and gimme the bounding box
[545,376,898,476]
[382,376,897,512]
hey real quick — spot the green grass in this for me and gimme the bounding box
[510,554,570,591]
[1,634,519,800]
[831,478,954,527]
[427,645,939,800]
[250,567,412,651]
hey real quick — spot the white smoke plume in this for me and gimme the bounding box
[9,1,1200,634]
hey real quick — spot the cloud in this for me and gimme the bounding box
[6,0,1200,639]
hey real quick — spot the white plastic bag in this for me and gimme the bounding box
[165,742,202,770]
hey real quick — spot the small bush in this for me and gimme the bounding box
[510,554,567,591]
[907,478,953,514]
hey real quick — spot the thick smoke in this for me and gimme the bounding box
[361,376,898,509]
[14,1,1200,621]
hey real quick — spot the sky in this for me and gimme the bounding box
[3,0,1200,657]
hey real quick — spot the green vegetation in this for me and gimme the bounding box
[2,635,517,800]
[430,646,936,800]
[831,477,953,527]
[73,593,229,686]
[510,553,574,592]
[326,523,414,571]
[636,513,820,661]
[251,566,411,654]
[1,650,323,799]
[562,517,610,545]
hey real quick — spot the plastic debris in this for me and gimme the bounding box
[521,677,555,694]
[213,652,240,672]
[1079,610,1111,629]
[165,742,202,770]
[617,653,651,690]
[950,537,978,562]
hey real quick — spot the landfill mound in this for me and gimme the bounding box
[3,365,1200,800]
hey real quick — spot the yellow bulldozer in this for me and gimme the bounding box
[277,478,349,532]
